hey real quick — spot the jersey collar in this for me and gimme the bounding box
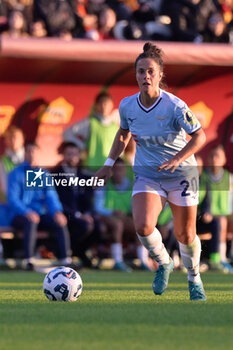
[137,90,162,113]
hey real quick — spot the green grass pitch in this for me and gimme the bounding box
[0,270,233,350]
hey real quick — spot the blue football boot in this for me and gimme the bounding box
[188,281,207,301]
[152,258,174,295]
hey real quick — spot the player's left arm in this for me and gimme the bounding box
[158,128,206,173]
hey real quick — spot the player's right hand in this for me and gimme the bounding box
[94,166,112,188]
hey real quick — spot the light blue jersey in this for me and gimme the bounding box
[119,90,201,180]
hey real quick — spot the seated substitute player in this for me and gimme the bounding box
[53,141,101,268]
[96,42,207,301]
[0,126,25,202]
[7,141,71,270]
[202,145,233,273]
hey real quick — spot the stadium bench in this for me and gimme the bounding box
[0,227,49,240]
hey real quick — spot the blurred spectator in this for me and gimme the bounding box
[94,157,150,271]
[63,91,119,172]
[7,141,71,270]
[53,141,101,267]
[33,0,85,38]
[203,11,232,42]
[120,0,155,40]
[201,145,233,273]
[195,0,219,37]
[86,0,106,15]
[29,19,47,37]
[132,1,158,25]
[0,0,232,41]
[0,125,24,260]
[75,0,98,34]
[0,126,25,202]
[107,0,134,20]
[3,9,28,37]
[86,6,116,40]
[160,0,201,42]
[114,0,171,41]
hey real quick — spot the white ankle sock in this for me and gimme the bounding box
[136,245,148,265]
[136,228,170,265]
[111,243,123,263]
[179,235,201,283]
[220,241,227,262]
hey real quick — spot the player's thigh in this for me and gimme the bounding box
[169,202,197,244]
[132,192,166,235]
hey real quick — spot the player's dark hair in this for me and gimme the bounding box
[95,91,113,104]
[135,42,164,72]
[57,141,79,154]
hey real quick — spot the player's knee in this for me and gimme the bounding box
[175,229,195,245]
[135,221,155,236]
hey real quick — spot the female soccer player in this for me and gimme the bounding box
[96,42,207,301]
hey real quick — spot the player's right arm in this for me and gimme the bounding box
[95,127,131,185]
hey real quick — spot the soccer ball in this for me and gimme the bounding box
[43,266,83,302]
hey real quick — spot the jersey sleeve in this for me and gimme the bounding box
[174,102,202,135]
[119,99,129,130]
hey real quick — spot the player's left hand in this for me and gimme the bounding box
[157,158,181,173]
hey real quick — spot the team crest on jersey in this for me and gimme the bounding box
[184,110,198,126]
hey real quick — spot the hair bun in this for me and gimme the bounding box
[143,42,153,53]
[143,42,163,57]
